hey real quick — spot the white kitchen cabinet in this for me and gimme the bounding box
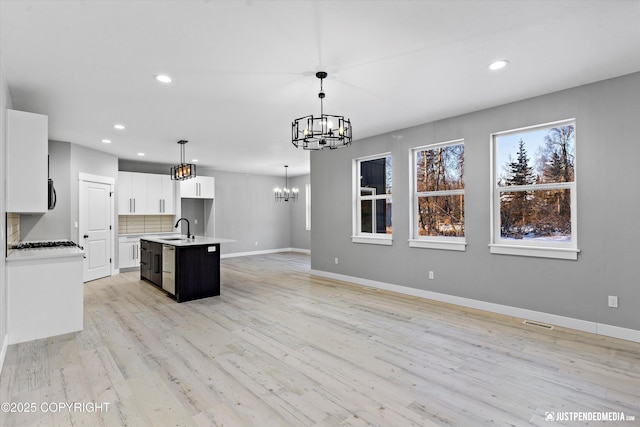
[118,236,141,269]
[7,109,48,213]
[180,176,214,199]
[119,172,174,214]
[7,251,84,344]
[147,174,175,214]
[118,172,149,214]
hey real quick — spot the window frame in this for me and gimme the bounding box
[489,119,579,260]
[409,139,466,251]
[352,152,393,245]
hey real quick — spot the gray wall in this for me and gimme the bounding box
[21,140,71,241]
[311,72,640,331]
[180,198,205,236]
[69,144,119,243]
[290,174,310,250]
[1,55,13,349]
[208,169,291,255]
[19,141,118,245]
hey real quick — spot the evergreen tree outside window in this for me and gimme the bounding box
[490,120,578,260]
[410,140,466,251]
[353,153,392,245]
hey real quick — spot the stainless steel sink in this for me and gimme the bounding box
[162,237,188,241]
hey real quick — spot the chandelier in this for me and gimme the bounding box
[274,165,298,202]
[171,140,197,181]
[292,71,352,150]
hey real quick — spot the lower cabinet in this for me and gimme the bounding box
[7,254,83,344]
[140,240,163,286]
[175,244,220,303]
[118,237,140,269]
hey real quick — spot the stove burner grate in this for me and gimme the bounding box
[13,240,79,249]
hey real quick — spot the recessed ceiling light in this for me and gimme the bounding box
[192,159,199,163]
[114,124,126,130]
[137,152,145,156]
[489,60,509,71]
[155,74,172,83]
[101,139,111,144]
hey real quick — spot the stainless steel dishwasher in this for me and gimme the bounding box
[162,245,175,295]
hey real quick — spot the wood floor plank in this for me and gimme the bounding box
[1,252,639,426]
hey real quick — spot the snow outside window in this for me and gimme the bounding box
[490,119,579,260]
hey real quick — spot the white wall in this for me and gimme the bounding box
[0,53,14,366]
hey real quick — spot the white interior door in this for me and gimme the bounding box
[80,179,112,282]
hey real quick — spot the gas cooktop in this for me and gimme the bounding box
[13,240,79,249]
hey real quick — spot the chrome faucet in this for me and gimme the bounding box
[175,218,191,239]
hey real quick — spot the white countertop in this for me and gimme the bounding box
[6,246,85,262]
[140,235,236,247]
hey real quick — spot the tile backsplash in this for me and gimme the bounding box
[118,215,174,235]
[6,213,20,255]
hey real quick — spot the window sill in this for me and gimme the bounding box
[489,244,579,260]
[352,236,393,246]
[408,239,466,251]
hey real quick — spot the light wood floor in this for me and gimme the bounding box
[1,253,639,426]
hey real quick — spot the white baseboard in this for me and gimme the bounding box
[0,334,8,375]
[222,247,310,259]
[310,269,640,344]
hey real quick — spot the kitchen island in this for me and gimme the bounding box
[139,236,234,302]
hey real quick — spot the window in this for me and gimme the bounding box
[353,154,392,245]
[305,183,311,230]
[490,120,578,260]
[410,140,466,251]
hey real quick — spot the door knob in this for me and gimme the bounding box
[83,234,89,238]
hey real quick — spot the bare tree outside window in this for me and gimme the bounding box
[414,142,465,238]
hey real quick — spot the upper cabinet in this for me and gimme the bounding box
[7,110,48,213]
[118,172,175,215]
[118,172,147,214]
[180,176,214,199]
[147,174,175,214]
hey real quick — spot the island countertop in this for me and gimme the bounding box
[140,235,235,247]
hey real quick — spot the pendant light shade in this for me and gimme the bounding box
[171,140,197,181]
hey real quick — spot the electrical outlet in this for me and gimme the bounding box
[194,219,198,224]
[255,241,258,246]
[429,271,434,280]
[334,257,339,265]
[608,295,619,308]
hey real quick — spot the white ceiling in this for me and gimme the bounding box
[1,1,639,176]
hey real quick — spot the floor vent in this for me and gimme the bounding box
[523,320,554,330]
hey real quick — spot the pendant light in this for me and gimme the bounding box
[274,165,298,202]
[171,140,197,181]
[292,71,352,150]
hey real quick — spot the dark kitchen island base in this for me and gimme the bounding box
[140,236,233,303]
[174,244,220,302]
